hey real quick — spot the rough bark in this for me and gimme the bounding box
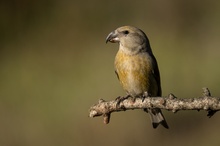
[89,88,219,124]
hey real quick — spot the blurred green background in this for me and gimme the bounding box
[1,0,220,146]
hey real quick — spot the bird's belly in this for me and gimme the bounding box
[115,51,151,97]
[122,70,147,97]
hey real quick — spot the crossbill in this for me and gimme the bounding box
[106,26,169,129]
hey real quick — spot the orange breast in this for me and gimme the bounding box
[115,50,158,97]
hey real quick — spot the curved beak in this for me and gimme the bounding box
[106,31,119,43]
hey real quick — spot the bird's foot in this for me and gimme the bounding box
[141,91,150,102]
[115,95,131,108]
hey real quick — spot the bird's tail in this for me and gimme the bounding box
[145,108,169,129]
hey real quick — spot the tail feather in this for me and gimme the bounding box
[145,108,169,129]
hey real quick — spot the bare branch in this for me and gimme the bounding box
[89,88,220,124]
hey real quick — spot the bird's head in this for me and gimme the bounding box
[106,26,150,54]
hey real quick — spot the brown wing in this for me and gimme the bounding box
[151,54,162,96]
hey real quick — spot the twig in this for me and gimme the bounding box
[89,88,220,124]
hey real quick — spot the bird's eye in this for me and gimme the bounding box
[123,30,129,35]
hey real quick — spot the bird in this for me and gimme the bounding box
[106,26,169,129]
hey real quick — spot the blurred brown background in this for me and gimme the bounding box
[0,0,220,146]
